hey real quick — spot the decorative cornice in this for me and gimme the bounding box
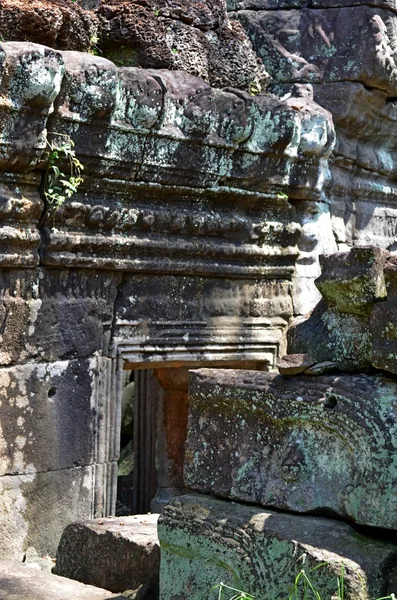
[0,43,335,273]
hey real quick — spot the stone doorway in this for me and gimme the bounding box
[115,360,273,518]
[116,368,159,516]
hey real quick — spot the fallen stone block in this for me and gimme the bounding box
[159,494,397,600]
[287,301,373,372]
[0,560,130,600]
[55,515,160,594]
[277,353,314,375]
[185,369,397,529]
[315,246,388,316]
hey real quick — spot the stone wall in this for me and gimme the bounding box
[0,40,334,559]
[1,0,397,568]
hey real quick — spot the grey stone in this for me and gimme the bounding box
[236,7,397,93]
[303,361,337,375]
[159,494,397,600]
[287,247,391,371]
[185,368,397,529]
[287,300,373,372]
[22,546,55,573]
[0,359,100,476]
[315,246,388,316]
[277,353,314,375]
[370,257,397,374]
[0,42,64,172]
[0,466,96,559]
[55,515,160,594]
[0,560,130,600]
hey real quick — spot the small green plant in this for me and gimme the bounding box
[212,563,396,600]
[213,582,254,600]
[89,32,101,56]
[249,82,261,96]
[43,133,84,214]
[276,191,289,201]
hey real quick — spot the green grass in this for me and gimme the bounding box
[213,563,396,600]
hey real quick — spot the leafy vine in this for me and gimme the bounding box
[42,133,84,218]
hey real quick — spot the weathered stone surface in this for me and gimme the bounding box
[0,177,42,268]
[159,494,397,600]
[291,199,338,315]
[0,560,130,600]
[112,275,291,368]
[315,246,388,316]
[303,360,337,375]
[0,358,110,475]
[98,0,268,91]
[235,7,397,92]
[277,353,314,374]
[0,267,120,365]
[55,515,160,594]
[39,48,333,196]
[0,356,118,559]
[233,4,397,307]
[288,246,397,373]
[288,246,393,371]
[0,0,268,92]
[29,270,123,361]
[0,43,64,172]
[185,369,397,529]
[0,466,96,559]
[371,257,397,373]
[287,300,373,371]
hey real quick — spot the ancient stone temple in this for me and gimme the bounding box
[0,37,334,559]
[0,1,396,599]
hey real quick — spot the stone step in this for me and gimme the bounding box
[54,514,160,595]
[159,494,397,600]
[0,560,130,600]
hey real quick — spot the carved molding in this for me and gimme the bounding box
[40,179,301,277]
[112,319,284,368]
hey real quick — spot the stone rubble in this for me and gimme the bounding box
[55,514,160,595]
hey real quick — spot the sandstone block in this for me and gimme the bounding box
[289,301,373,371]
[185,369,397,529]
[55,515,160,594]
[0,560,129,600]
[315,246,388,316]
[159,494,397,600]
[0,42,64,172]
[0,466,97,559]
[371,258,397,374]
[277,353,314,375]
[0,359,98,475]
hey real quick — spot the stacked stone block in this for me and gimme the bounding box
[158,247,397,600]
